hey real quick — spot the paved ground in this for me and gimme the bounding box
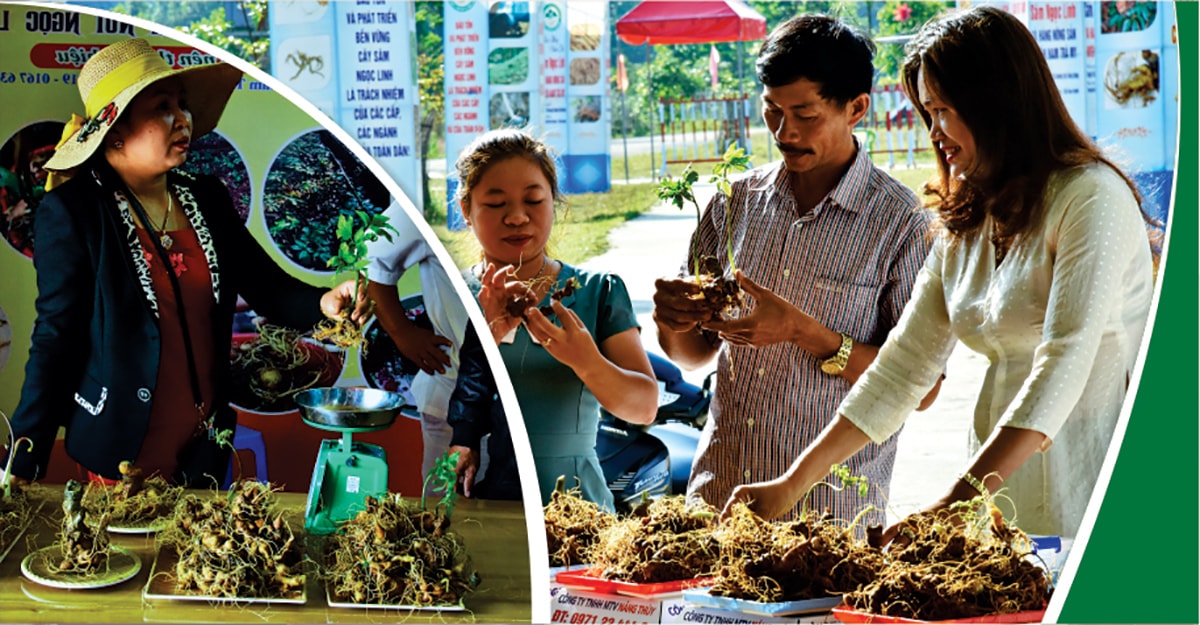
[580,181,985,525]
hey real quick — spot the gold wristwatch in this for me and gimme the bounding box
[820,332,853,375]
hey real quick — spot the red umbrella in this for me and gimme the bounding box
[615,1,768,178]
[615,0,767,45]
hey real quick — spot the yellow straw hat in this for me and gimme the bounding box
[44,37,243,173]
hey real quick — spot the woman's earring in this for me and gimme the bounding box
[113,140,124,149]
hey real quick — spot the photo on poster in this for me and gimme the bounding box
[490,91,530,128]
[1100,1,1157,34]
[569,58,600,85]
[489,1,531,38]
[489,47,529,85]
[262,129,390,272]
[229,315,346,416]
[177,130,252,222]
[1103,49,1160,108]
[569,22,601,50]
[275,34,331,88]
[572,96,602,123]
[0,121,62,259]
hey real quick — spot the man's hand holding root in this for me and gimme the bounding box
[703,271,816,348]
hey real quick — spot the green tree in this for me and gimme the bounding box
[872,1,954,85]
[112,1,269,69]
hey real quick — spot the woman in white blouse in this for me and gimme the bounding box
[723,6,1156,539]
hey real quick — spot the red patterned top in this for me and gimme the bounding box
[132,224,216,481]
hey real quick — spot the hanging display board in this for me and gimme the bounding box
[268,0,420,212]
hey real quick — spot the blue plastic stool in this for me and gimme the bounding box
[223,424,268,488]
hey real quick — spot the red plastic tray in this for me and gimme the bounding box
[832,606,1046,624]
[554,569,715,599]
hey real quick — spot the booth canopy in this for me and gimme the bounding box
[615,0,768,46]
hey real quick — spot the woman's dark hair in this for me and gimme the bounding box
[454,128,562,212]
[902,6,1149,245]
[756,14,875,104]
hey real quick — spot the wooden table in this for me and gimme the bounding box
[0,487,532,623]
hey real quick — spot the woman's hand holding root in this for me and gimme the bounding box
[477,263,529,344]
[523,299,604,373]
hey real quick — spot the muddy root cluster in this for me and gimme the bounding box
[589,496,719,584]
[711,503,884,603]
[543,478,616,568]
[847,504,1051,620]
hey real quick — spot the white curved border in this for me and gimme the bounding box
[8,2,549,619]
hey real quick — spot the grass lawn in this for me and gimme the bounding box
[612,126,939,182]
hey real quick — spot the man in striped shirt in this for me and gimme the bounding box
[653,15,941,525]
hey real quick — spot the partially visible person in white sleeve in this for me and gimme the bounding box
[364,200,470,495]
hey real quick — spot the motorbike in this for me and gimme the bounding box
[596,352,713,512]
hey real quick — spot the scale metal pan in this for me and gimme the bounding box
[294,387,406,432]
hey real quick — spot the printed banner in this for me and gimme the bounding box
[269,0,420,212]
[1027,2,1087,128]
[562,0,609,194]
[1084,1,1099,135]
[540,0,569,158]
[442,0,489,230]
[1092,0,1171,221]
[333,2,419,207]
[268,1,338,116]
[1092,0,1166,170]
[486,0,540,133]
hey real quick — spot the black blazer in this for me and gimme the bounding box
[447,324,520,501]
[8,165,325,480]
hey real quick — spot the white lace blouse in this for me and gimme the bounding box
[839,162,1155,537]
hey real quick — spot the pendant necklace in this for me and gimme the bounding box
[131,187,174,249]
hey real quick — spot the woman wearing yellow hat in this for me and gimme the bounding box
[5,38,362,486]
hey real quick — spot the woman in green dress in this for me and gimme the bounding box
[454,129,657,510]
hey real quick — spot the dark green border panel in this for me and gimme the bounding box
[1057,2,1198,623]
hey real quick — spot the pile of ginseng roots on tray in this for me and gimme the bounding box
[544,476,1052,620]
[62,450,479,608]
[323,492,481,607]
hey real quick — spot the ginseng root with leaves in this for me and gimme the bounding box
[313,210,398,350]
[159,480,305,598]
[847,499,1052,620]
[543,476,616,567]
[82,461,182,528]
[51,480,112,574]
[589,495,719,584]
[324,452,481,606]
[657,144,751,321]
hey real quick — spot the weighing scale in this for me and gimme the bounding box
[294,387,406,535]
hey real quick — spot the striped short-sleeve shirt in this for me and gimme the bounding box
[685,146,932,524]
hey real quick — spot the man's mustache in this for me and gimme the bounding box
[775,143,814,155]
